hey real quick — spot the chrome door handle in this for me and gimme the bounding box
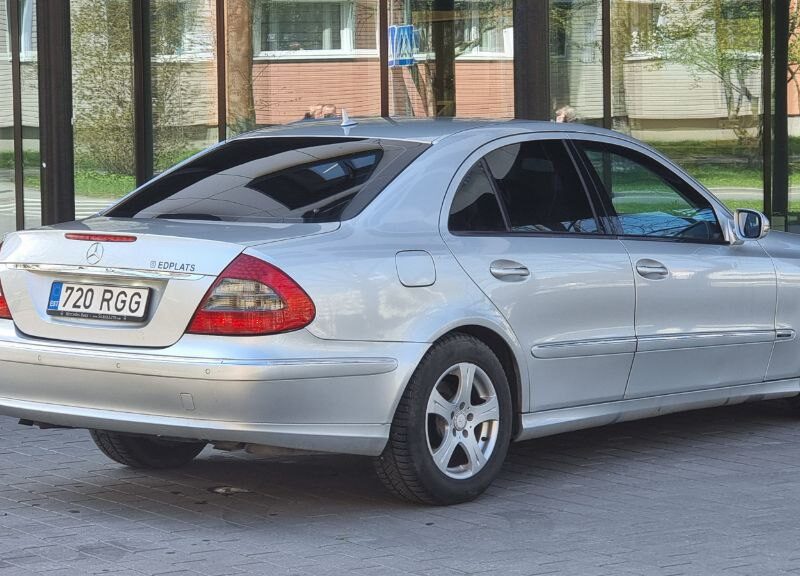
[635,259,669,280]
[490,260,530,281]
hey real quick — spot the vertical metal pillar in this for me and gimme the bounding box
[602,0,611,129]
[132,0,153,184]
[216,0,227,141]
[514,0,550,119]
[37,0,75,225]
[763,0,773,219]
[379,0,389,117]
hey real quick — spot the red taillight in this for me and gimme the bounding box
[65,233,137,242]
[0,243,9,320]
[186,254,315,336]
[0,280,9,320]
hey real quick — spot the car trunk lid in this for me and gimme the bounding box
[0,218,337,347]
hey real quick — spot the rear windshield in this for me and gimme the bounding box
[106,136,429,223]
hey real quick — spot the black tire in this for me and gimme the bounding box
[90,430,206,469]
[375,333,513,505]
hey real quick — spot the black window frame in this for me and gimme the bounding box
[447,138,610,238]
[569,139,727,245]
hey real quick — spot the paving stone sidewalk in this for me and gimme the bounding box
[3,401,800,576]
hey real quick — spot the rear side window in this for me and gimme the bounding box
[106,137,428,223]
[448,163,507,232]
[484,140,599,234]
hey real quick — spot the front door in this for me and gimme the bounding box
[573,138,777,398]
[443,136,636,411]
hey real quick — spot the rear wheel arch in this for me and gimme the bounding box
[445,326,523,437]
[385,322,525,451]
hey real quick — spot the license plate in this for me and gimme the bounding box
[47,282,150,322]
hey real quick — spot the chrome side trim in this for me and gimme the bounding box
[532,337,636,359]
[517,378,800,441]
[637,330,776,351]
[534,331,780,359]
[0,397,390,455]
[0,336,398,381]
[4,263,206,281]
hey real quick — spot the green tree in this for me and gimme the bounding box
[788,1,800,106]
[71,0,201,177]
[71,0,136,175]
[655,0,762,146]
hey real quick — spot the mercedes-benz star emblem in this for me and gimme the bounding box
[86,242,104,265]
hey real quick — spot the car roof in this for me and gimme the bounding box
[233,117,630,145]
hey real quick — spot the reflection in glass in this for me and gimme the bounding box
[550,0,602,125]
[107,137,426,222]
[611,0,764,213]
[788,2,800,230]
[582,143,723,241]
[226,0,380,133]
[0,0,15,236]
[388,0,514,118]
[486,141,600,233]
[20,0,40,229]
[71,0,137,209]
[262,1,345,51]
[151,0,218,173]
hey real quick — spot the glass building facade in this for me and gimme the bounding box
[1,0,797,235]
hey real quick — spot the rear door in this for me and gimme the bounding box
[443,134,636,411]
[572,137,777,398]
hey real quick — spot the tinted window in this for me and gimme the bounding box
[107,137,428,223]
[484,141,599,234]
[580,143,723,241]
[449,163,507,232]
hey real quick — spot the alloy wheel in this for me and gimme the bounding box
[425,362,501,480]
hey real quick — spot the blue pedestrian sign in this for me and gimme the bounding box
[389,25,415,67]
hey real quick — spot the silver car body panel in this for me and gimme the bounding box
[0,119,799,455]
[518,378,800,441]
[0,321,427,454]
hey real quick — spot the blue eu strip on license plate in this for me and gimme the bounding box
[48,282,64,311]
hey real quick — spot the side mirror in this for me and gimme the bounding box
[734,209,770,241]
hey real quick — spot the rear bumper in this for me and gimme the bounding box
[0,322,428,455]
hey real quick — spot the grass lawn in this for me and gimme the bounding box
[24,171,136,199]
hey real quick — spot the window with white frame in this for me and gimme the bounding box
[256,0,355,57]
[458,0,513,58]
[1,0,35,58]
[408,0,513,61]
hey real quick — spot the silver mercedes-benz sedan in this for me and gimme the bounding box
[0,118,794,504]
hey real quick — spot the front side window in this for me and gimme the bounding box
[106,137,427,223]
[579,142,723,241]
[484,140,599,234]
